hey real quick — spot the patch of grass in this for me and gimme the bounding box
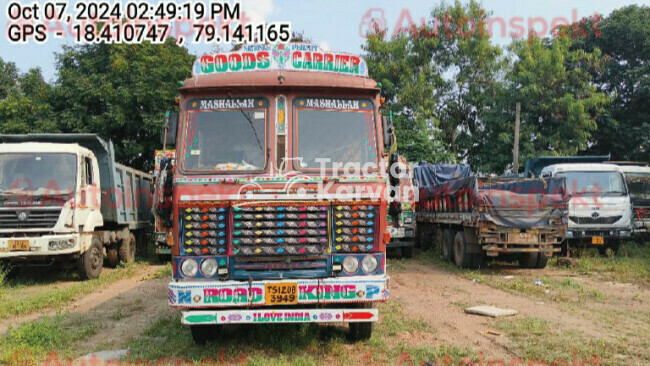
[567,242,650,286]
[495,316,633,366]
[387,258,406,272]
[0,262,142,319]
[0,315,98,364]
[127,301,473,365]
[148,263,172,280]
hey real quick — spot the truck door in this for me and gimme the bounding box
[78,155,103,230]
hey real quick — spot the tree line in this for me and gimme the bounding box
[0,38,194,170]
[0,2,648,174]
[364,2,649,174]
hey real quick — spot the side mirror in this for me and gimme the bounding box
[161,112,179,145]
[382,115,394,152]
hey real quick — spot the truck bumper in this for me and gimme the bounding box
[565,228,632,240]
[0,234,81,259]
[182,308,379,325]
[168,275,389,309]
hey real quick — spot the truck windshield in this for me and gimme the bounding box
[557,171,627,196]
[294,101,377,171]
[0,153,76,195]
[183,110,266,172]
[625,172,650,204]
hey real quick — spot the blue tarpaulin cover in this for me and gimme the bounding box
[414,162,472,187]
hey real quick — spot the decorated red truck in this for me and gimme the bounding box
[163,44,392,343]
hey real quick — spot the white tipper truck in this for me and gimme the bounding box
[0,134,153,279]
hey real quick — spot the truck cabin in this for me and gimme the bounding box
[540,163,632,246]
[168,44,392,281]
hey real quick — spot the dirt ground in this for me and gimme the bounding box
[390,261,650,362]
[3,256,649,365]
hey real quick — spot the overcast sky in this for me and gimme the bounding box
[1,0,649,81]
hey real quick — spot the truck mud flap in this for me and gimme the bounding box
[182,308,378,325]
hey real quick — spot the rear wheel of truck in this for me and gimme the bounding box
[119,233,136,263]
[77,237,103,280]
[535,253,549,269]
[453,231,473,268]
[190,325,220,344]
[518,252,539,269]
[105,244,119,268]
[442,229,454,262]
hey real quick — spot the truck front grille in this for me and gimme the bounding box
[569,215,622,225]
[332,205,377,252]
[180,206,228,255]
[233,204,329,256]
[0,208,62,229]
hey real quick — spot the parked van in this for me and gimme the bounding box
[618,165,650,238]
[540,163,632,254]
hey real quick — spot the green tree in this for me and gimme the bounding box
[51,38,194,170]
[471,36,609,174]
[429,0,504,159]
[364,32,452,163]
[567,5,650,162]
[363,0,502,164]
[0,59,55,134]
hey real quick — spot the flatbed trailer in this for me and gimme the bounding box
[415,164,567,269]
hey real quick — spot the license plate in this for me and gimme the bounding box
[592,236,604,245]
[8,240,30,251]
[265,283,298,305]
[508,232,537,244]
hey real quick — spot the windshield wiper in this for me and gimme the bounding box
[228,93,264,152]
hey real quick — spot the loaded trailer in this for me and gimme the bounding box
[0,134,152,279]
[414,164,567,269]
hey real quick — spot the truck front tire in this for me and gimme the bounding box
[349,322,373,342]
[402,246,414,258]
[77,237,103,280]
[190,325,220,344]
[119,233,136,263]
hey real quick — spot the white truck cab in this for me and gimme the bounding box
[540,163,632,254]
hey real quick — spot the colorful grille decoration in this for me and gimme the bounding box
[232,205,329,256]
[180,206,228,256]
[333,205,377,252]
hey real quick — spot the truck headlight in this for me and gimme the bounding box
[200,258,218,277]
[361,255,378,273]
[155,233,166,244]
[620,230,631,238]
[48,239,75,251]
[180,258,198,277]
[342,256,359,273]
[565,231,573,239]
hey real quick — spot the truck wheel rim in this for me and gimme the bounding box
[90,247,101,269]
